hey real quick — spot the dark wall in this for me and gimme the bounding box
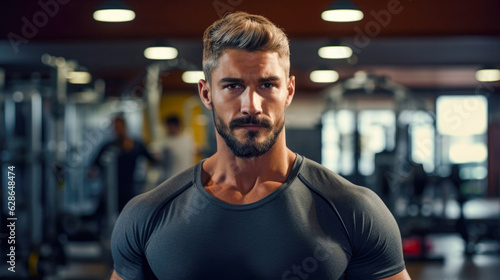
[286,127,322,163]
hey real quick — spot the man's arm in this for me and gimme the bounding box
[137,140,160,164]
[380,268,411,280]
[339,186,409,279]
[111,194,151,280]
[87,142,110,178]
[110,270,124,280]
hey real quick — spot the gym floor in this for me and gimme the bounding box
[405,234,500,280]
[406,255,500,280]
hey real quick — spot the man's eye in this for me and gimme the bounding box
[260,83,276,89]
[224,84,243,90]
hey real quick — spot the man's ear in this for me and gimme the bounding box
[284,75,296,109]
[198,79,213,110]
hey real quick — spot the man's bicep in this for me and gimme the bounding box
[111,270,125,280]
[111,198,148,280]
[345,187,407,278]
[379,268,412,280]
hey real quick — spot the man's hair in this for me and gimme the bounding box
[202,11,290,83]
[113,114,126,124]
[164,114,181,127]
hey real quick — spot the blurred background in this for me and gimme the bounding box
[1,0,499,279]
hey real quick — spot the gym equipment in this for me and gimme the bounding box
[321,71,446,261]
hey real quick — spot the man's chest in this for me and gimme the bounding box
[143,193,352,279]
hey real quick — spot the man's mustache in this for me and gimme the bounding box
[229,116,272,130]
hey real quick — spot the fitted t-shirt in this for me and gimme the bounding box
[111,155,406,280]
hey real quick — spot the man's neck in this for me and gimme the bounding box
[201,139,296,202]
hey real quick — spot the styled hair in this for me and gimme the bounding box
[202,11,290,82]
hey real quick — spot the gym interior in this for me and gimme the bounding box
[1,0,500,279]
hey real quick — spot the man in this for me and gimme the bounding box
[160,114,196,180]
[89,115,157,212]
[111,12,411,280]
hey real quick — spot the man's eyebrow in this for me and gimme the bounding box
[258,76,280,83]
[219,77,245,84]
[218,76,281,84]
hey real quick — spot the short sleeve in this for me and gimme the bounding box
[344,187,406,279]
[111,199,149,280]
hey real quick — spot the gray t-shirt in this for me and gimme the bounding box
[111,155,405,279]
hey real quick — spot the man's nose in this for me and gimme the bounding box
[240,88,263,116]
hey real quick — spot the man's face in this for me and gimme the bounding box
[113,119,127,139]
[199,49,295,158]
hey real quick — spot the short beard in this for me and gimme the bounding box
[213,107,284,158]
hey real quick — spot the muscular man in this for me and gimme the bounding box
[111,12,411,280]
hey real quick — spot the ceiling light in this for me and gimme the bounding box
[144,45,178,60]
[322,0,364,22]
[310,69,339,83]
[182,71,205,84]
[93,0,136,22]
[475,67,500,82]
[318,45,353,59]
[67,71,92,84]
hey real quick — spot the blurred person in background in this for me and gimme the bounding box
[88,115,158,212]
[159,114,196,181]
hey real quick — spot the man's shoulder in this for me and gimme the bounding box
[120,164,197,218]
[298,157,378,206]
[298,157,394,239]
[299,157,359,192]
[98,140,117,150]
[110,164,198,264]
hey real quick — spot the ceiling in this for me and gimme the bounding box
[1,0,500,96]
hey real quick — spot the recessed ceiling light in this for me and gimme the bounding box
[93,0,136,22]
[310,70,339,83]
[318,45,353,59]
[475,68,500,82]
[144,46,178,60]
[322,0,364,22]
[182,71,205,84]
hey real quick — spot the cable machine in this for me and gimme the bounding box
[323,71,431,206]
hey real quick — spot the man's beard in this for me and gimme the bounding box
[213,107,284,158]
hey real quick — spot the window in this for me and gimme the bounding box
[436,95,488,187]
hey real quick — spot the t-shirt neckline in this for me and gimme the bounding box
[193,154,304,210]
